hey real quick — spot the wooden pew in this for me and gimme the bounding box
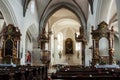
[51,66,120,80]
[0,65,48,80]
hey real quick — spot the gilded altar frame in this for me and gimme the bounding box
[91,21,115,66]
[0,24,21,64]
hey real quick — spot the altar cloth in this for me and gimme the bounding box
[0,64,16,67]
[95,64,119,68]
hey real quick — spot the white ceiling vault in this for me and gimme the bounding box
[40,0,89,27]
[49,8,80,36]
[35,0,90,20]
[0,0,118,43]
[23,0,117,43]
[0,0,117,40]
[23,0,91,35]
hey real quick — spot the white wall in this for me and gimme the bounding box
[0,0,39,65]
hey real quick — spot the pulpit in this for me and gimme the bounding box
[38,28,50,67]
[38,28,49,50]
[0,24,21,64]
[91,21,115,66]
[40,50,50,64]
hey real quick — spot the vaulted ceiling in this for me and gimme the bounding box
[23,0,92,28]
[49,8,80,35]
[0,12,3,19]
[35,0,89,20]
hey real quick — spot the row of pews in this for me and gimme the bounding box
[51,65,120,80]
[0,64,48,80]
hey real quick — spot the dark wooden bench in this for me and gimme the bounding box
[51,66,120,80]
[0,65,48,80]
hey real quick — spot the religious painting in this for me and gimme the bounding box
[5,39,13,56]
[65,38,73,54]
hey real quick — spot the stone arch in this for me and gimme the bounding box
[39,2,87,37]
[95,0,115,26]
[0,0,18,25]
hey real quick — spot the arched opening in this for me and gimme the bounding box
[0,12,6,49]
[42,7,85,66]
[25,25,34,65]
[39,2,87,37]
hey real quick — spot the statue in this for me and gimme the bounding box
[26,51,31,65]
[94,48,99,59]
[109,48,115,64]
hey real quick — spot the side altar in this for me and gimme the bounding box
[91,21,115,66]
[0,24,21,65]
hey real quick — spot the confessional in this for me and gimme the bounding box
[75,27,87,66]
[91,21,115,66]
[0,24,21,64]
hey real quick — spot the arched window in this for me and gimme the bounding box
[57,32,63,51]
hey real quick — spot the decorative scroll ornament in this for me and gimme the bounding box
[38,28,49,50]
[75,27,87,44]
[1,24,21,40]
